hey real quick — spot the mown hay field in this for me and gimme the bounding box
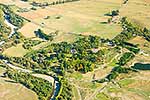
[18,0,123,39]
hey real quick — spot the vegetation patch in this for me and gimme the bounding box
[5,68,53,100]
[118,78,135,87]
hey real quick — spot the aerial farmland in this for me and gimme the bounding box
[0,0,150,100]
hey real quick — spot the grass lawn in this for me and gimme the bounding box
[101,71,150,100]
[118,79,135,87]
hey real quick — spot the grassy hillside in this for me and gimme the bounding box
[0,67,38,100]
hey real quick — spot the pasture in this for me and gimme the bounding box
[120,0,150,28]
[3,43,28,57]
[18,0,123,39]
[102,71,150,100]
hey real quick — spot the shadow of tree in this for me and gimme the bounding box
[132,63,150,70]
[100,22,107,24]
[104,13,112,16]
[5,80,18,83]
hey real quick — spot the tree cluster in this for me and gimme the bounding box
[118,52,135,66]
[24,35,109,73]
[23,39,42,49]
[2,5,26,28]
[113,17,150,44]
[7,57,41,69]
[35,29,53,41]
[55,77,73,100]
[0,6,11,39]
[0,32,25,51]
[5,68,53,100]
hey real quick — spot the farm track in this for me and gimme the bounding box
[85,82,108,100]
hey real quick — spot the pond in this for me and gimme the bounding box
[132,63,150,70]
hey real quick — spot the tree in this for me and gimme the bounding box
[35,29,53,41]
[21,0,28,1]
[111,10,119,16]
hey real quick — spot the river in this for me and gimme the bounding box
[4,14,17,38]
[1,14,60,99]
[3,60,60,100]
[0,14,17,47]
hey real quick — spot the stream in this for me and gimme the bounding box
[0,14,60,99]
[0,14,17,46]
[3,60,60,100]
[4,14,17,38]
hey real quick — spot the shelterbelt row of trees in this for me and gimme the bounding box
[30,0,80,7]
[113,17,150,44]
[4,68,53,100]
